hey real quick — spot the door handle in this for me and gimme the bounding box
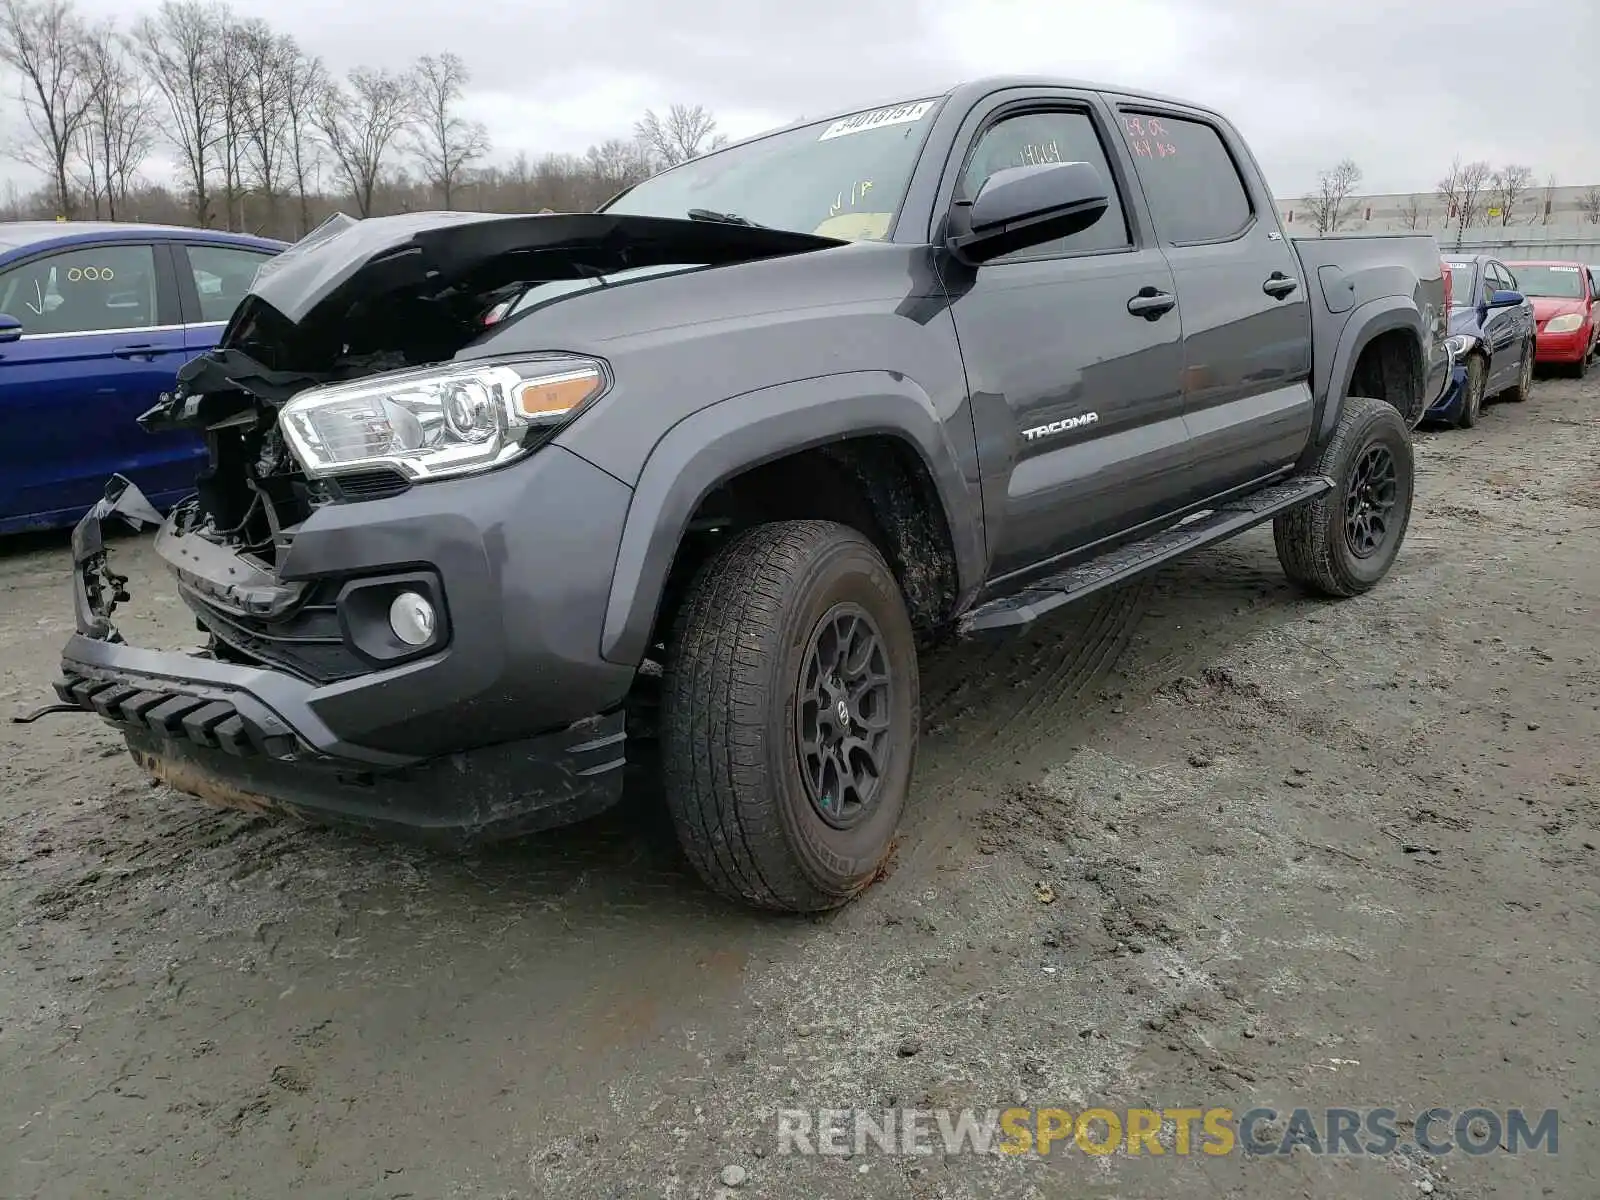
[112,344,158,360]
[1263,273,1299,299]
[1127,287,1176,319]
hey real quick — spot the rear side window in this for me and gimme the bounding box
[956,108,1131,260]
[185,243,275,323]
[1117,111,1252,244]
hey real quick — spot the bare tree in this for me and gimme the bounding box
[1487,163,1534,226]
[317,65,411,217]
[634,103,727,169]
[405,51,488,210]
[1300,158,1363,235]
[279,42,325,236]
[0,0,93,218]
[585,136,653,199]
[134,0,228,226]
[1436,157,1492,245]
[232,20,290,232]
[74,22,151,219]
[1395,194,1427,231]
[1539,174,1558,226]
[1580,186,1600,226]
[208,15,250,229]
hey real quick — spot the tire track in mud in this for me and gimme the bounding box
[899,575,1155,870]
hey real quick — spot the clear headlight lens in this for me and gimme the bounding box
[278,355,608,481]
[1444,334,1475,358]
[1544,313,1583,333]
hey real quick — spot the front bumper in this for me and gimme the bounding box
[1534,327,1590,364]
[50,450,640,842]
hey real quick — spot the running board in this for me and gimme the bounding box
[959,474,1334,635]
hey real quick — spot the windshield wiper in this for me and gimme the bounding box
[685,207,769,229]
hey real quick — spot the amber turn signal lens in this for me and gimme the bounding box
[511,368,604,418]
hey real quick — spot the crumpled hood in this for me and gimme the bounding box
[1530,296,1587,323]
[231,210,844,332]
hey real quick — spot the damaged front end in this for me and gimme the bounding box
[25,209,838,840]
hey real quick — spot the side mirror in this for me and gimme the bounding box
[1488,289,1523,307]
[0,314,21,343]
[946,161,1110,265]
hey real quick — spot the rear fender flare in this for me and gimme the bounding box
[598,371,985,666]
[1313,297,1425,449]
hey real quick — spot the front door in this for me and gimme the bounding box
[0,241,192,528]
[1483,260,1529,390]
[1108,100,1314,506]
[937,92,1188,584]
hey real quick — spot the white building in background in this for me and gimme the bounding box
[1274,183,1600,235]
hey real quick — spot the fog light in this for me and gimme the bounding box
[389,591,436,646]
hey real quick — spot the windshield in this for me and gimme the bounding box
[1445,262,1476,306]
[1509,264,1586,299]
[602,97,946,242]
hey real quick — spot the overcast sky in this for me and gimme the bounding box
[5,0,1599,201]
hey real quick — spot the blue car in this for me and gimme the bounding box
[1426,253,1537,429]
[0,221,286,534]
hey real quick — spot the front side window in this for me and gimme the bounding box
[603,97,945,243]
[0,243,159,335]
[955,108,1131,260]
[1117,111,1253,244]
[187,244,275,323]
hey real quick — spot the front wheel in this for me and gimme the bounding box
[660,519,919,912]
[1274,395,1415,598]
[1457,352,1486,427]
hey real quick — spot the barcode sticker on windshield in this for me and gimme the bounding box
[1548,266,1579,271]
[818,100,936,141]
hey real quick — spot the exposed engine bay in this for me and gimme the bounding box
[137,211,844,572]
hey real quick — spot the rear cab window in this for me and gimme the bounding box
[1113,110,1253,244]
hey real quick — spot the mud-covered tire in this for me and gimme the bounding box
[1573,350,1590,380]
[660,519,919,912]
[1503,340,1534,402]
[1274,395,1414,598]
[1457,352,1486,427]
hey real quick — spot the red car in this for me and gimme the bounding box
[1505,259,1598,378]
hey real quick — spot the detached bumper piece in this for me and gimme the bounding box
[54,670,293,758]
[54,666,629,844]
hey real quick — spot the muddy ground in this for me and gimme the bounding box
[2,371,1597,1200]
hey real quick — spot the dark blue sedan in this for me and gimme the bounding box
[1425,253,1537,428]
[0,221,286,534]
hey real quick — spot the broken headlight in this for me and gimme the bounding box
[278,355,609,481]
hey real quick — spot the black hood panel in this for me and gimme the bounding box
[231,210,844,333]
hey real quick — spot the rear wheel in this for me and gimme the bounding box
[660,519,918,912]
[1274,395,1415,598]
[1457,353,1486,427]
[1503,339,1535,402]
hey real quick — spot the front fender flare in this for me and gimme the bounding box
[597,370,985,666]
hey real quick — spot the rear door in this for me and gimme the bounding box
[1108,99,1314,505]
[937,88,1188,583]
[175,240,280,351]
[0,239,190,527]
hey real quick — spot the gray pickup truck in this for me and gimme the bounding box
[33,76,1449,913]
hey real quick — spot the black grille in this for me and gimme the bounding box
[185,578,366,683]
[313,468,412,504]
